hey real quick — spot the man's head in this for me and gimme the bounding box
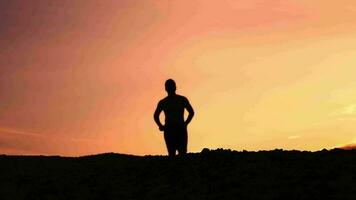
[165,79,176,95]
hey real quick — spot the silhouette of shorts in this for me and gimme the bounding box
[164,125,187,156]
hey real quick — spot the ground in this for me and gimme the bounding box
[1,148,356,200]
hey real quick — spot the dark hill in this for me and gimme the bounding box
[1,148,356,200]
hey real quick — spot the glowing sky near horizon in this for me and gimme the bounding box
[1,0,356,156]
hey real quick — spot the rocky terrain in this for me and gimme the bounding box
[1,148,356,200]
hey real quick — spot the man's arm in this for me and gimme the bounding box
[184,98,194,126]
[154,101,164,131]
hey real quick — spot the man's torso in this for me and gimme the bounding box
[160,95,187,127]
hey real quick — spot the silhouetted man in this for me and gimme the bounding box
[154,79,194,157]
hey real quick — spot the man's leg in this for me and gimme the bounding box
[164,131,176,157]
[177,127,188,156]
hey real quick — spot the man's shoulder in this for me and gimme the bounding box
[158,98,166,105]
[176,95,188,101]
[158,96,170,105]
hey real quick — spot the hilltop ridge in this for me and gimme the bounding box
[1,148,356,200]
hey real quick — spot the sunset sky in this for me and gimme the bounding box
[1,0,356,156]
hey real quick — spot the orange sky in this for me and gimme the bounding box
[1,0,356,156]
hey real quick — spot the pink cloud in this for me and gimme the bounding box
[0,127,108,156]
